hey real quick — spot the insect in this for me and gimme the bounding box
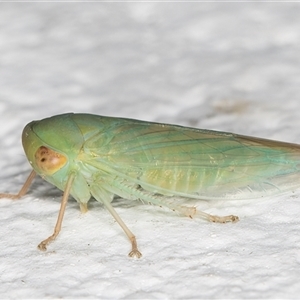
[1,113,300,257]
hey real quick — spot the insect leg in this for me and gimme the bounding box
[111,180,239,223]
[38,172,76,251]
[193,209,239,223]
[79,203,88,213]
[141,193,239,223]
[0,170,36,199]
[143,196,239,223]
[101,197,142,258]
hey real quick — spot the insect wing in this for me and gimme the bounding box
[79,118,300,200]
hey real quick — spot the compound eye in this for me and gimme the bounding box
[35,146,67,175]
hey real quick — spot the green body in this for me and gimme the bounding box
[22,113,300,208]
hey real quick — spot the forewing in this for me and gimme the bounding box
[81,119,300,200]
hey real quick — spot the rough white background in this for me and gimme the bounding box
[0,2,300,299]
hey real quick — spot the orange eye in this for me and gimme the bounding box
[35,146,67,175]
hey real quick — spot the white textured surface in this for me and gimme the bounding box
[0,3,300,299]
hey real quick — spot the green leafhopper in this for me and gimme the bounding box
[1,113,300,257]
